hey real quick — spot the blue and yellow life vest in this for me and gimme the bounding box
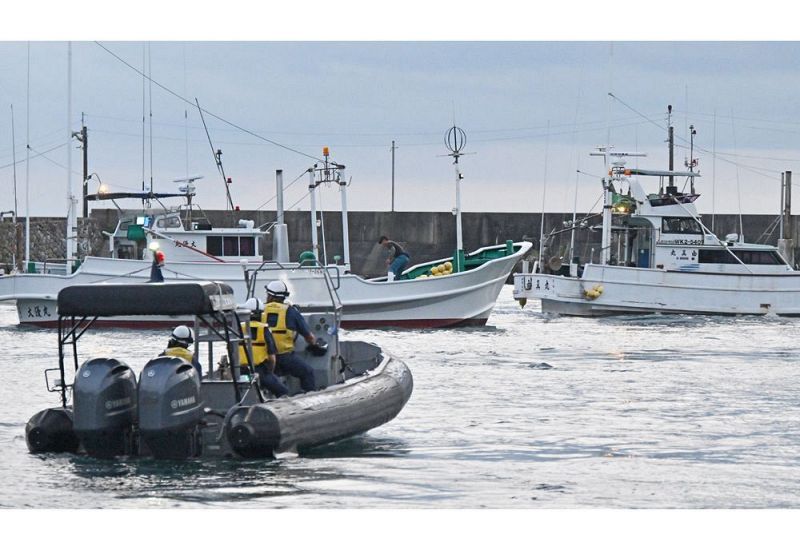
[162,346,194,364]
[238,320,272,366]
[264,301,296,355]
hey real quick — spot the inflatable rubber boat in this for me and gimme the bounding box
[25,281,413,459]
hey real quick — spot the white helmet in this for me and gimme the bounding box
[171,325,194,345]
[244,297,264,313]
[266,280,289,299]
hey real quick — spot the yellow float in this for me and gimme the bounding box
[583,284,604,301]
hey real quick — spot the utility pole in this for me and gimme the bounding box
[73,113,88,218]
[390,140,397,212]
[784,171,792,239]
[779,171,794,266]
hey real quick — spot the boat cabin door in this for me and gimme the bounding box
[629,219,654,268]
[637,247,650,268]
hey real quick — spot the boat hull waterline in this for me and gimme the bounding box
[516,264,800,316]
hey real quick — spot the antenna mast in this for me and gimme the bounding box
[10,105,18,270]
[667,104,674,193]
[307,148,348,267]
[686,125,697,195]
[445,125,467,273]
[24,42,30,269]
[195,98,235,216]
[65,41,77,272]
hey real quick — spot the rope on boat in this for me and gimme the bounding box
[89,265,152,284]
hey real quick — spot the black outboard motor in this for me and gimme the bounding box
[26,407,80,454]
[73,358,138,458]
[138,356,203,459]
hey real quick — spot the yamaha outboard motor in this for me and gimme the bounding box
[73,358,138,458]
[138,356,203,459]
[26,407,80,454]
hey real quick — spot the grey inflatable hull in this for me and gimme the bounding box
[227,355,413,457]
[27,353,412,460]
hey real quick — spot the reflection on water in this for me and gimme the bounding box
[2,287,800,508]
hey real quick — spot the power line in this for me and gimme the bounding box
[82,109,656,143]
[94,41,323,163]
[253,168,307,212]
[28,144,83,176]
[609,93,785,179]
[0,142,67,170]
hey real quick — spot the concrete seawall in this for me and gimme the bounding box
[1,210,795,277]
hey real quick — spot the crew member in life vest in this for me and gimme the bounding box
[238,298,289,397]
[263,281,325,393]
[160,325,202,377]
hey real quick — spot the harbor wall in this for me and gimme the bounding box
[1,211,796,276]
[0,218,104,272]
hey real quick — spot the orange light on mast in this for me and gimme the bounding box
[323,146,330,157]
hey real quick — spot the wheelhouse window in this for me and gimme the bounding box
[207,236,222,256]
[155,216,182,229]
[206,236,257,257]
[223,236,239,256]
[239,237,255,256]
[699,249,785,265]
[662,217,702,234]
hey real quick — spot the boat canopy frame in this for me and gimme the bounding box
[51,281,254,408]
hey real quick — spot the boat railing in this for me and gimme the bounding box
[244,259,343,362]
[243,259,344,333]
[28,258,69,275]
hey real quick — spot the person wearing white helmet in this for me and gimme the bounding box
[161,325,202,377]
[263,280,321,393]
[238,298,289,397]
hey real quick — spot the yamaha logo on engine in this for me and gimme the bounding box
[105,397,132,410]
[170,395,197,410]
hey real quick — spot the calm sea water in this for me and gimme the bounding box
[2,285,800,508]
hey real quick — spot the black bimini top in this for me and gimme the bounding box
[57,282,237,317]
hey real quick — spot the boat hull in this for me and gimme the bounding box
[228,355,413,457]
[3,242,529,328]
[514,263,800,316]
[27,350,412,459]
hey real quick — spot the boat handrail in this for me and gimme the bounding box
[243,259,343,356]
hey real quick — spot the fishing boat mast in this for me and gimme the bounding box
[308,165,319,260]
[66,42,78,273]
[307,148,348,267]
[591,148,645,265]
[445,125,467,272]
[272,169,290,263]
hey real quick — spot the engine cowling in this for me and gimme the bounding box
[73,358,138,458]
[138,356,203,459]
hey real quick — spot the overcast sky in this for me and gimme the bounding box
[1,41,799,219]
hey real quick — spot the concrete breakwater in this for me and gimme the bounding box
[1,210,795,277]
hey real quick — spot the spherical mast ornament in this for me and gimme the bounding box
[445,125,467,158]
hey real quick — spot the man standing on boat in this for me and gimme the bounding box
[379,236,410,281]
[263,281,323,393]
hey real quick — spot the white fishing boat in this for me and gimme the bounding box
[0,141,529,328]
[514,118,800,316]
